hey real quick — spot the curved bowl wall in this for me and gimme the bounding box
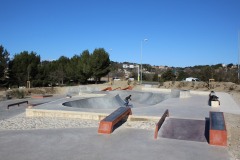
[62,91,170,109]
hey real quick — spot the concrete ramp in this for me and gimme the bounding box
[63,91,170,109]
[62,94,125,109]
[110,90,170,105]
[67,86,100,95]
[159,118,207,142]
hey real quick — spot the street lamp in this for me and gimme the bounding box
[137,65,140,82]
[141,38,148,84]
[108,49,113,82]
[238,31,240,81]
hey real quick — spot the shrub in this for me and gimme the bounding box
[10,89,25,99]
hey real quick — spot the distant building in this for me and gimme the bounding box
[129,65,134,68]
[123,64,128,68]
[231,65,237,69]
[123,64,138,69]
[152,65,169,70]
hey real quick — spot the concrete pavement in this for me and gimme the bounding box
[0,128,230,160]
[1,88,239,160]
[0,95,66,120]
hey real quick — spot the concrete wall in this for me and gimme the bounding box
[26,109,160,121]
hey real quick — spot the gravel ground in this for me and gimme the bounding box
[225,113,240,160]
[226,91,240,160]
[0,113,99,130]
[0,113,156,131]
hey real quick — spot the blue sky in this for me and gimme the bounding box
[0,0,240,67]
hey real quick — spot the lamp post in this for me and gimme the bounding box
[141,39,148,84]
[108,49,113,82]
[238,31,240,82]
[137,65,140,82]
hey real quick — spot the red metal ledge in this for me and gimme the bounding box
[98,107,132,134]
[209,111,227,146]
[154,109,169,139]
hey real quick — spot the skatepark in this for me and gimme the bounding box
[0,85,240,160]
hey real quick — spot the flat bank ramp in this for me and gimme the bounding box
[159,118,207,142]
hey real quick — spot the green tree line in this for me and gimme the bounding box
[1,44,238,88]
[0,45,110,88]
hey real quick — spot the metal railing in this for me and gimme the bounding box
[7,101,28,109]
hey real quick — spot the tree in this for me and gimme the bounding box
[142,73,154,81]
[212,63,223,69]
[176,71,189,81]
[0,45,10,87]
[161,69,176,81]
[78,50,92,83]
[67,55,80,83]
[50,56,70,85]
[227,63,233,68]
[34,60,51,87]
[152,73,159,82]
[90,48,111,83]
[142,64,153,72]
[11,51,40,87]
[198,66,214,82]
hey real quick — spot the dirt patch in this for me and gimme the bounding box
[224,113,240,160]
[0,87,62,100]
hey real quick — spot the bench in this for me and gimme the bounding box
[209,111,227,146]
[98,107,132,134]
[7,101,28,109]
[154,109,169,139]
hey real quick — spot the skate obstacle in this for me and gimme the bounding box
[112,87,121,90]
[98,107,132,134]
[154,109,169,139]
[209,111,227,146]
[101,86,133,91]
[122,86,133,90]
[101,87,112,91]
[31,95,53,98]
[7,101,28,109]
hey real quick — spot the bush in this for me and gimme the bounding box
[10,89,25,99]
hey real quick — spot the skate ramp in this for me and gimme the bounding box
[159,118,207,142]
[63,94,125,109]
[109,90,170,105]
[67,86,100,95]
[62,91,170,109]
[171,89,191,98]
